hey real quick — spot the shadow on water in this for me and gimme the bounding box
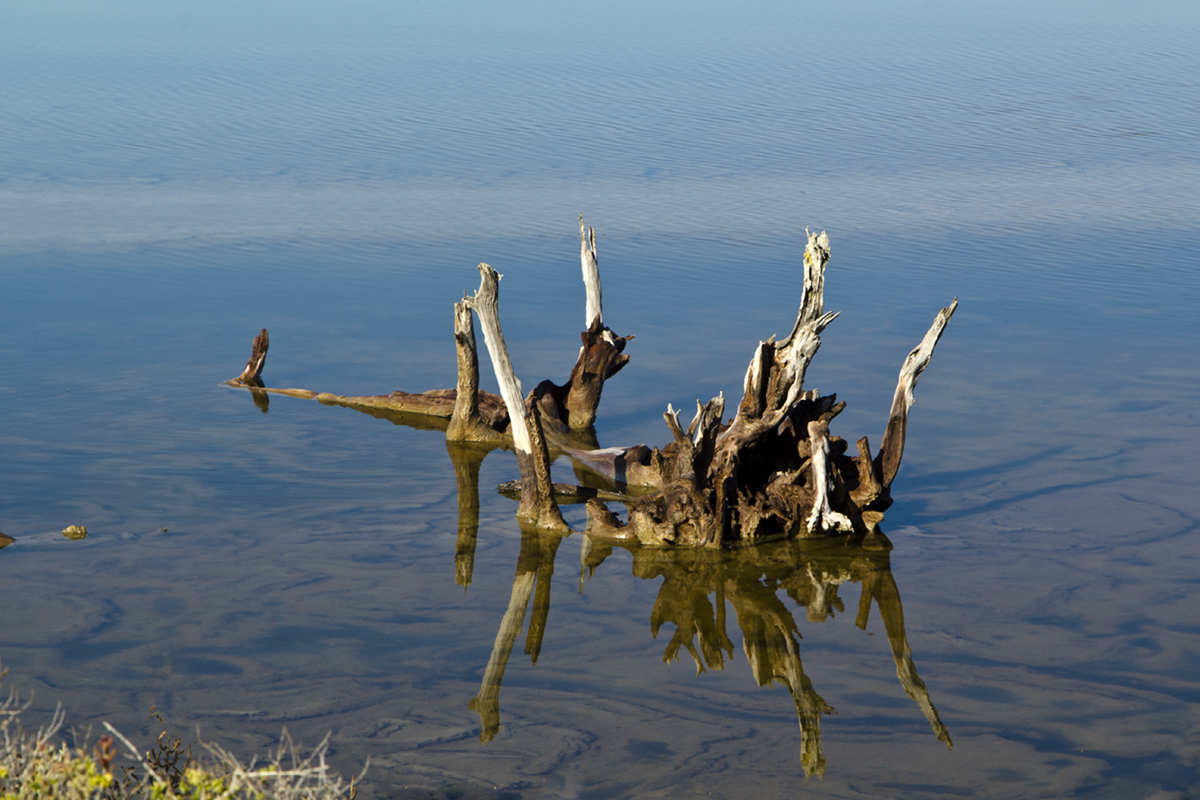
[443,443,952,779]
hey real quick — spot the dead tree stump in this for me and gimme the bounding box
[222,219,955,547]
[582,230,956,546]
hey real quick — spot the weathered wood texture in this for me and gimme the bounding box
[227,217,630,442]
[877,298,958,489]
[224,313,509,432]
[581,213,602,328]
[236,328,269,385]
[447,297,510,442]
[466,264,568,531]
[530,215,632,433]
[223,220,954,546]
[581,230,956,547]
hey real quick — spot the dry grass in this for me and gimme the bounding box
[0,665,365,800]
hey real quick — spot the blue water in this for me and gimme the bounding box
[2,2,1199,798]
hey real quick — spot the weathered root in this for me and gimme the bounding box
[580,230,957,547]
[805,419,853,536]
[876,298,958,489]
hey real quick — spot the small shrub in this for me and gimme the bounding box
[0,665,364,800]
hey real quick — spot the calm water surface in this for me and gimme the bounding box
[2,2,1199,798]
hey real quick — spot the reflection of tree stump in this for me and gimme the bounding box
[466,469,951,773]
[612,538,952,776]
[857,556,953,749]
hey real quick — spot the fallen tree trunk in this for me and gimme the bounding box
[223,307,510,435]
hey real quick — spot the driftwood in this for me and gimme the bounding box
[580,231,956,546]
[225,221,955,549]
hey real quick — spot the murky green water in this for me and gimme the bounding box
[3,2,1200,797]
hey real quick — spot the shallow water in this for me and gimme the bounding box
[2,2,1200,798]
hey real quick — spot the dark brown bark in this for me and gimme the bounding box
[573,231,956,548]
[516,392,569,532]
[236,328,269,385]
[561,318,632,430]
[447,298,510,442]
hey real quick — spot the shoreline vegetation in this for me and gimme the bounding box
[0,666,364,800]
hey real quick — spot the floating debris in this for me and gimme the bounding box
[61,525,88,540]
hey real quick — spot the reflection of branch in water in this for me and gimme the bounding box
[525,531,562,664]
[445,441,494,589]
[615,539,949,777]
[856,556,953,751]
[639,549,734,675]
[447,437,948,767]
[726,571,833,778]
[468,525,564,744]
[248,386,269,413]
[785,563,851,623]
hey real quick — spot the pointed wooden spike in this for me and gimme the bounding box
[877,300,958,489]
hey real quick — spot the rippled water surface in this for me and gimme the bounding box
[2,2,1199,798]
